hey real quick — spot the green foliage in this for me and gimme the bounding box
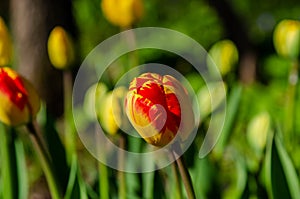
[1,0,300,198]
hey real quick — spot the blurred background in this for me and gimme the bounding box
[1,0,300,198]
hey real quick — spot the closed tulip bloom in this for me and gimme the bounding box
[0,17,13,66]
[98,87,129,136]
[47,26,75,69]
[0,67,40,126]
[101,0,144,28]
[273,19,300,59]
[125,73,194,147]
[247,112,270,153]
[207,40,239,77]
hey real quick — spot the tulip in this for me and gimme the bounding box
[273,19,300,59]
[98,87,129,136]
[0,67,40,126]
[0,17,13,66]
[247,112,270,154]
[84,82,108,121]
[125,73,194,147]
[47,26,75,70]
[101,0,144,28]
[207,40,239,77]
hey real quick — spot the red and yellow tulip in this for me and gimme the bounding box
[0,67,40,126]
[125,73,194,147]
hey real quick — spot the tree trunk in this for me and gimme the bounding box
[10,0,75,117]
[207,0,257,84]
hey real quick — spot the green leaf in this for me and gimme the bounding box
[44,114,69,191]
[64,156,78,199]
[64,156,89,199]
[0,125,18,199]
[270,134,300,199]
[212,84,242,158]
[142,171,155,199]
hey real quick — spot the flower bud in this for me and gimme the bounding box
[47,26,75,70]
[84,82,108,121]
[247,112,270,153]
[101,0,144,28]
[98,87,129,136]
[0,17,13,66]
[273,19,300,59]
[0,67,40,126]
[207,40,239,77]
[125,73,194,147]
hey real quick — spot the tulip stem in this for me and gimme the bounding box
[64,70,76,164]
[172,145,196,199]
[285,59,298,149]
[171,157,183,199]
[118,135,126,199]
[98,162,109,199]
[26,122,62,199]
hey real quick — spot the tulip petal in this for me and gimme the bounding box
[126,72,195,147]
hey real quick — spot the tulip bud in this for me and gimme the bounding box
[273,19,300,59]
[84,83,108,121]
[0,67,40,126]
[207,40,239,77]
[47,26,75,70]
[247,112,270,153]
[98,87,129,136]
[101,0,144,28]
[0,17,13,66]
[125,73,194,147]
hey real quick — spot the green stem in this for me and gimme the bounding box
[171,158,183,199]
[173,146,196,199]
[118,135,126,199]
[98,162,109,199]
[64,71,76,164]
[27,122,62,199]
[96,129,109,199]
[285,59,299,149]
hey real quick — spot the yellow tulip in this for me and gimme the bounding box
[0,67,40,126]
[207,40,239,77]
[273,19,300,59]
[101,0,144,28]
[47,26,75,70]
[125,73,194,147]
[247,112,270,153]
[0,17,13,66]
[98,87,128,136]
[84,83,108,121]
